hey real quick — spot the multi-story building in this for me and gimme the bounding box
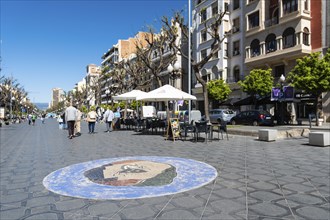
[51,88,64,108]
[191,0,232,114]
[100,32,152,104]
[85,64,101,107]
[243,0,329,121]
[192,0,329,121]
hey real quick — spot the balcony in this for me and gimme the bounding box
[264,17,279,27]
[245,44,311,66]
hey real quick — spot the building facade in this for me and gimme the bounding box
[100,32,152,104]
[85,64,101,108]
[51,88,64,108]
[192,0,329,121]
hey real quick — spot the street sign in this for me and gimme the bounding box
[271,86,294,101]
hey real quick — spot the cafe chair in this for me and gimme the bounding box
[182,120,196,141]
[216,118,229,140]
[194,120,212,142]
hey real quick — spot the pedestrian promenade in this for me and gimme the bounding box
[0,119,329,219]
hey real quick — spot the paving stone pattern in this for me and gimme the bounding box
[0,119,329,220]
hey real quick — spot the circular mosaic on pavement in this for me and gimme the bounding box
[43,156,218,200]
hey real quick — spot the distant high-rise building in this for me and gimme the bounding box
[51,88,64,108]
[85,64,101,107]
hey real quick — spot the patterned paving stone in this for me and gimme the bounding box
[0,207,27,220]
[249,202,291,217]
[1,121,329,220]
[157,209,198,220]
[295,206,330,220]
[286,193,325,205]
[24,212,59,220]
[26,196,56,207]
[0,192,29,203]
[87,202,121,217]
[30,204,53,214]
[55,199,86,211]
[117,204,160,219]
[249,191,283,202]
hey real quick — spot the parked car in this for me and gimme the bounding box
[230,110,274,126]
[209,109,236,124]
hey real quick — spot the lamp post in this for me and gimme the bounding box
[188,0,192,123]
[10,97,15,122]
[168,61,181,114]
[278,74,286,125]
[105,89,110,105]
[167,61,181,87]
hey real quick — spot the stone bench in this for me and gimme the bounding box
[309,132,330,147]
[258,129,277,142]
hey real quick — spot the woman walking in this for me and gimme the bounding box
[87,106,97,134]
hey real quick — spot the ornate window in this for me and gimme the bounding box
[201,49,207,60]
[303,27,310,46]
[201,29,207,43]
[233,0,240,10]
[283,27,296,48]
[283,0,298,15]
[233,66,240,82]
[250,39,260,57]
[265,34,277,53]
[248,11,259,29]
[233,41,240,56]
[200,9,207,23]
[212,2,218,16]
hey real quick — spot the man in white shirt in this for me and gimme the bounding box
[74,107,82,136]
[103,107,114,132]
[65,104,77,139]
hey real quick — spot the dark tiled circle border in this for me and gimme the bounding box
[43,156,218,200]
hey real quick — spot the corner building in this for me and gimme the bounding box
[192,0,329,121]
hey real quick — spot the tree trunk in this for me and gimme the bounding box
[316,93,323,126]
[202,82,210,122]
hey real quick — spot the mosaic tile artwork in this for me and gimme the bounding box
[43,156,218,200]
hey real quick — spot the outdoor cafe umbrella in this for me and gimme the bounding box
[136,84,197,119]
[136,84,196,102]
[112,90,147,118]
[112,90,147,101]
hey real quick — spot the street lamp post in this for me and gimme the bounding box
[278,74,286,125]
[167,61,180,87]
[167,61,181,114]
[105,89,110,105]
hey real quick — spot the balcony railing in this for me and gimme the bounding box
[264,17,278,27]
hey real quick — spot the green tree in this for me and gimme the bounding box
[207,79,231,103]
[238,69,273,108]
[288,49,330,125]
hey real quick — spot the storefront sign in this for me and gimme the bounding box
[295,93,315,99]
[271,86,294,101]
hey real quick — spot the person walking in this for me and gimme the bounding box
[103,107,114,133]
[41,113,46,124]
[27,114,32,125]
[31,114,36,126]
[87,106,97,134]
[74,107,82,136]
[65,104,77,139]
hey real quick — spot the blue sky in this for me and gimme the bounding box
[1,0,188,103]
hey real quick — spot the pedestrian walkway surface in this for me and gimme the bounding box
[0,119,329,220]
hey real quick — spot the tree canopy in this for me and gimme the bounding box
[287,49,330,95]
[238,68,274,98]
[207,79,231,102]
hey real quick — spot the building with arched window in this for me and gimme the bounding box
[192,0,329,122]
